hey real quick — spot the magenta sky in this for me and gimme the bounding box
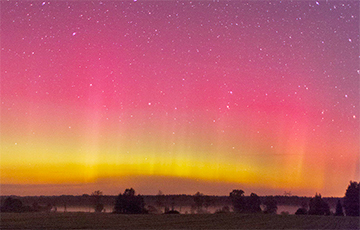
[1,1,359,197]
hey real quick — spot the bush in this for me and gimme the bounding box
[295,208,307,215]
[1,197,24,213]
[263,196,277,214]
[95,203,104,213]
[280,211,289,216]
[164,210,180,214]
[215,206,231,214]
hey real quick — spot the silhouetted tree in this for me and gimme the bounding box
[203,195,212,212]
[344,181,359,216]
[308,193,330,215]
[263,196,277,214]
[335,200,344,216]
[170,197,176,211]
[246,193,261,213]
[91,190,104,213]
[155,190,164,213]
[230,189,245,213]
[193,192,204,213]
[295,208,307,215]
[124,188,135,196]
[1,197,24,212]
[113,188,146,214]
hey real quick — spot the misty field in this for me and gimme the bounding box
[1,212,359,229]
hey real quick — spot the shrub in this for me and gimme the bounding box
[1,197,24,213]
[295,208,307,215]
[263,196,277,214]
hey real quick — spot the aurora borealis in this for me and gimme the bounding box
[1,1,359,197]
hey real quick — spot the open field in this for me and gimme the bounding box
[1,212,359,229]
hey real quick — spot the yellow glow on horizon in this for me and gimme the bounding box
[0,132,328,192]
[1,150,319,190]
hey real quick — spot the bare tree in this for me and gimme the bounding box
[91,190,104,213]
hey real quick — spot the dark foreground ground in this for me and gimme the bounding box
[1,212,359,229]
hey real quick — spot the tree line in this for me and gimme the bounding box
[1,181,358,216]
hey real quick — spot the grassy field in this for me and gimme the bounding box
[1,212,359,229]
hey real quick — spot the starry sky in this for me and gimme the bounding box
[1,1,359,197]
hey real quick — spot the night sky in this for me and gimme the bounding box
[1,1,359,196]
